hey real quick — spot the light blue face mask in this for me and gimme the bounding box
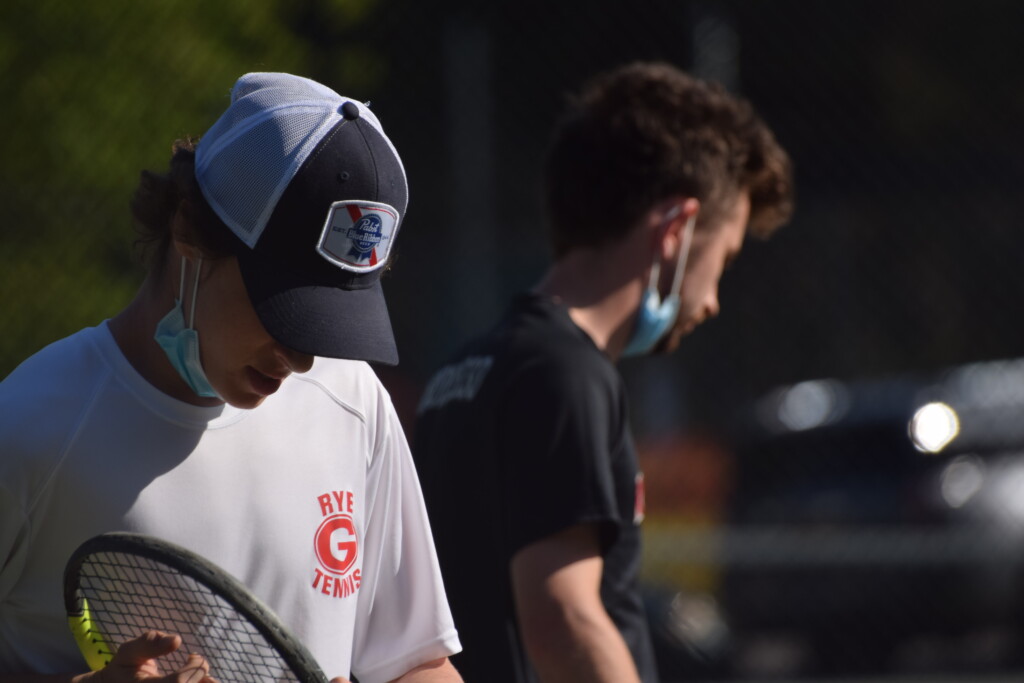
[154,257,220,399]
[621,211,697,358]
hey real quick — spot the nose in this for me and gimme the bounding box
[277,344,315,374]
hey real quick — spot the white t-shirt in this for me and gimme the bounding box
[0,323,461,682]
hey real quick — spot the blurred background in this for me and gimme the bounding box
[3,0,1024,680]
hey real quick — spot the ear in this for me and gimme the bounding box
[656,197,700,262]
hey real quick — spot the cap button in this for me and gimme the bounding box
[341,101,361,121]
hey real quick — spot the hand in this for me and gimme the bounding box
[329,678,351,683]
[75,631,216,683]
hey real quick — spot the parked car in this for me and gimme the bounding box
[715,358,1024,677]
[642,358,1024,680]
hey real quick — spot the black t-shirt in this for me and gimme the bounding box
[414,293,658,682]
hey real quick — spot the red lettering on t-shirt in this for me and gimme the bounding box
[317,493,334,516]
[332,490,354,513]
[312,567,326,590]
[312,491,361,599]
[634,472,646,524]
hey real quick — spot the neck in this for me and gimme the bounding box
[535,246,646,361]
[108,267,222,407]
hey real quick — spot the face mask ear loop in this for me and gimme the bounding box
[186,257,203,329]
[651,206,684,294]
[646,258,662,294]
[667,213,697,296]
[177,256,187,303]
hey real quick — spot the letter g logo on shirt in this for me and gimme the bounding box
[314,514,359,576]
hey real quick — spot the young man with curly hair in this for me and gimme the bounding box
[0,73,462,683]
[414,61,794,682]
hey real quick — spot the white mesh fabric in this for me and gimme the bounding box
[198,108,340,247]
[195,73,364,248]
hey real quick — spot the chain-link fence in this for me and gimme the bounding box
[4,1,1024,680]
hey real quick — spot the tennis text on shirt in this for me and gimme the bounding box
[312,490,362,599]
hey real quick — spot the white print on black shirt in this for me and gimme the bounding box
[417,356,494,413]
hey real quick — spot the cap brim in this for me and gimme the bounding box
[238,254,399,365]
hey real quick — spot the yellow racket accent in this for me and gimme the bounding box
[67,597,115,671]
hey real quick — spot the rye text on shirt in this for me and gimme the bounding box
[312,490,362,599]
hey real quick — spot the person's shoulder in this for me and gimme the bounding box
[419,293,615,412]
[509,317,613,387]
[0,326,111,467]
[490,293,609,370]
[287,357,393,422]
[1,326,109,405]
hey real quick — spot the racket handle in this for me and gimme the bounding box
[67,597,115,671]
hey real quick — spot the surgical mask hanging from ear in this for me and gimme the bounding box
[621,210,697,358]
[154,257,221,398]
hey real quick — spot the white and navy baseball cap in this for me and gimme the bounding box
[195,72,407,364]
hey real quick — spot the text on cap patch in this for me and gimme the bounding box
[317,200,399,273]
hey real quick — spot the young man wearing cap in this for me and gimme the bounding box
[0,73,462,683]
[413,62,794,682]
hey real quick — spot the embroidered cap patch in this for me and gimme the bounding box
[317,200,399,273]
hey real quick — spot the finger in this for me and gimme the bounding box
[329,678,352,683]
[175,653,211,683]
[112,631,182,665]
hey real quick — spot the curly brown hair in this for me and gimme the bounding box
[542,62,794,258]
[130,138,238,275]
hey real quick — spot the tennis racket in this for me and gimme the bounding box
[63,532,328,683]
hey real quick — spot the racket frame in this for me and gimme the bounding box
[63,532,327,683]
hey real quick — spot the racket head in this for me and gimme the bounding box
[63,532,328,683]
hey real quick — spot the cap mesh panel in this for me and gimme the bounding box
[198,109,339,245]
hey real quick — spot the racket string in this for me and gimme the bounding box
[79,551,298,682]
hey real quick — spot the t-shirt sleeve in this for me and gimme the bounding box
[0,393,39,673]
[0,483,29,604]
[0,374,35,607]
[349,391,462,683]
[496,353,622,557]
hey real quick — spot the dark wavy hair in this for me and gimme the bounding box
[543,62,794,258]
[129,138,238,275]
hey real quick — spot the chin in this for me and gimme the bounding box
[652,334,680,355]
[225,393,266,410]
[653,326,691,355]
